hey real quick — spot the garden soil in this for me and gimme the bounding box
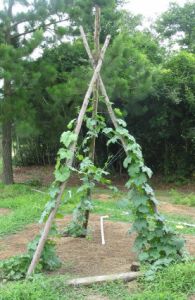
[0,214,195,277]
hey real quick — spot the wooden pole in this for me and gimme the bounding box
[82,6,101,232]
[80,27,159,214]
[26,34,111,277]
[90,5,101,161]
[80,26,126,148]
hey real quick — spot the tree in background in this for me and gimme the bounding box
[13,0,137,167]
[156,1,195,52]
[149,51,195,179]
[1,0,194,183]
[14,40,90,166]
[0,0,68,184]
[66,0,124,40]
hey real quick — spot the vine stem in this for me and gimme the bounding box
[26,33,111,277]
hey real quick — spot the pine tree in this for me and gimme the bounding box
[0,0,68,184]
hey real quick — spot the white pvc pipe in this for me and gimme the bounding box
[100,215,109,245]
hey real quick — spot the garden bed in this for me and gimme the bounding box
[0,214,195,277]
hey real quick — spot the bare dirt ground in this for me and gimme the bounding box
[12,165,195,192]
[0,215,135,276]
[159,201,195,220]
[0,214,195,277]
[13,165,55,186]
[0,208,11,216]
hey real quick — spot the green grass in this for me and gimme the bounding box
[156,189,195,207]
[93,191,133,223]
[163,213,195,235]
[0,183,49,236]
[130,262,195,300]
[169,189,195,207]
[0,262,195,299]
[0,183,195,236]
[0,184,132,237]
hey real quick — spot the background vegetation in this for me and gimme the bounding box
[0,0,194,184]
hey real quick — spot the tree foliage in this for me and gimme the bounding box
[156,1,195,51]
[0,0,194,182]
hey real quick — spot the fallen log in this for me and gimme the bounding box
[67,271,141,286]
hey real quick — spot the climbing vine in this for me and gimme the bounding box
[41,104,186,274]
[102,109,186,275]
[0,103,186,280]
[63,111,114,237]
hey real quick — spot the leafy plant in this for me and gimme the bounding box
[0,236,61,281]
[0,255,34,281]
[57,112,112,237]
[102,108,186,276]
[28,236,61,271]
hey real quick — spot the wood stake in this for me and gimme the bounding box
[83,6,101,233]
[26,34,111,277]
[90,5,101,161]
[80,27,159,215]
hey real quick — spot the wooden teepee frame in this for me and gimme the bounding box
[27,7,159,277]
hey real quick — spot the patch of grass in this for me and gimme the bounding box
[0,184,49,236]
[0,262,195,299]
[0,184,131,237]
[60,188,133,223]
[1,183,195,237]
[93,198,133,223]
[0,275,87,300]
[169,189,195,207]
[132,262,195,300]
[93,262,195,300]
[163,213,195,235]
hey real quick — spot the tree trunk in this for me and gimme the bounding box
[1,1,14,185]
[2,119,13,184]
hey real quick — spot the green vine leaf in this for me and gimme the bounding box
[60,131,77,148]
[67,118,76,129]
[58,148,73,160]
[102,127,113,135]
[77,154,84,161]
[54,166,70,182]
[39,200,56,223]
[114,108,123,117]
[49,186,60,198]
[139,252,149,262]
[142,166,153,178]
[127,163,141,177]
[123,156,132,168]
[107,135,119,145]
[117,119,127,127]
[116,127,129,136]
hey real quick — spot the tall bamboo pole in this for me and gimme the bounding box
[82,6,101,232]
[26,34,111,277]
[90,5,101,160]
[80,27,159,215]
